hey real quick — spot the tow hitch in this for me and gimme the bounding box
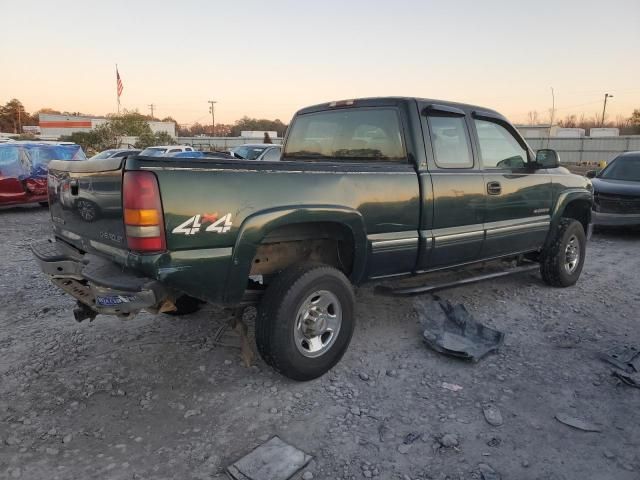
[73,301,97,322]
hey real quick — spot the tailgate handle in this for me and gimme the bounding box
[69,179,79,195]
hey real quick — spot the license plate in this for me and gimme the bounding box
[95,295,137,307]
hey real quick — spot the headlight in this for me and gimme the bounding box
[585,179,593,192]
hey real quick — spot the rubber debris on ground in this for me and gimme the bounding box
[416,296,505,362]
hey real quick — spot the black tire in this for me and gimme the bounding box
[166,295,204,316]
[540,218,586,287]
[38,201,49,207]
[256,262,355,381]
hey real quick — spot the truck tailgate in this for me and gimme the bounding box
[47,158,127,254]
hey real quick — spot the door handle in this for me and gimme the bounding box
[487,181,502,195]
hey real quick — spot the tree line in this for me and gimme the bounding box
[178,116,288,138]
[0,98,290,155]
[6,96,638,143]
[0,98,288,139]
[526,109,640,134]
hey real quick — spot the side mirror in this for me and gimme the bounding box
[535,149,560,169]
[585,170,598,179]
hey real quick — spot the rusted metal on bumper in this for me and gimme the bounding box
[32,239,169,316]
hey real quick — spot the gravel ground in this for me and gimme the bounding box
[1,205,639,480]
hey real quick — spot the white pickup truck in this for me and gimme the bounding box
[138,145,193,156]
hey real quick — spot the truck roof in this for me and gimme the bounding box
[295,96,503,118]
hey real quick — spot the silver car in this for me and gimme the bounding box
[230,144,281,161]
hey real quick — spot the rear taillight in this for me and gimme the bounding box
[123,171,166,253]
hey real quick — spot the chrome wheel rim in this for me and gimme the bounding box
[564,234,580,274]
[294,290,342,358]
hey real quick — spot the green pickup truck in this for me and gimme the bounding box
[33,97,593,380]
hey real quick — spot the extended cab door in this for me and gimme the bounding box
[281,100,421,280]
[417,104,486,269]
[470,111,552,258]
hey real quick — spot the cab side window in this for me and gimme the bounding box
[474,120,528,169]
[428,116,473,168]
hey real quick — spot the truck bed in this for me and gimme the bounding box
[47,154,420,302]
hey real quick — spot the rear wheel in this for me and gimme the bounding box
[540,218,586,287]
[256,263,355,381]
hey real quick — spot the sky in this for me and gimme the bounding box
[2,0,639,126]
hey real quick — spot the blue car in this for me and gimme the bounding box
[0,142,86,206]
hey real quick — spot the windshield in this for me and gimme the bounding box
[0,144,85,179]
[0,145,22,177]
[90,150,117,160]
[599,155,640,182]
[231,146,267,160]
[140,147,167,157]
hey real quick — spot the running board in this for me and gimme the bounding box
[374,263,539,297]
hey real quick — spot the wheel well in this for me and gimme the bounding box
[249,222,355,280]
[562,200,591,233]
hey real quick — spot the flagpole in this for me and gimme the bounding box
[116,64,120,114]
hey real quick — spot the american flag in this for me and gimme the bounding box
[116,68,123,97]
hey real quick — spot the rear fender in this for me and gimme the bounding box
[225,206,368,303]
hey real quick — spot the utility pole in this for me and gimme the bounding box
[148,104,155,119]
[17,106,22,134]
[208,100,217,137]
[547,86,555,147]
[601,93,613,126]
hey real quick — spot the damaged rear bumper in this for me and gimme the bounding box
[32,239,171,317]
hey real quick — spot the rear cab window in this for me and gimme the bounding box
[283,108,406,162]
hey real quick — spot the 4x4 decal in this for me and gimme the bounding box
[171,213,232,235]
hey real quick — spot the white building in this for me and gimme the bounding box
[555,128,586,138]
[148,121,176,136]
[240,130,278,139]
[39,114,176,138]
[515,125,559,138]
[589,128,619,137]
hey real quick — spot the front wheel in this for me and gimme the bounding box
[540,218,586,287]
[256,263,355,381]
